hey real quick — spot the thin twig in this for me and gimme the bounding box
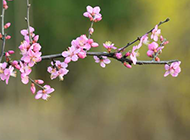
[0,0,6,63]
[118,18,170,52]
[88,21,94,39]
[26,0,32,44]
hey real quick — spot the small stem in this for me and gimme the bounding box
[26,0,32,44]
[88,21,94,39]
[0,0,6,63]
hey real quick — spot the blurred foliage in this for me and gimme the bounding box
[0,0,190,140]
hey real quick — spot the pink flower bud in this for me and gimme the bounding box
[160,35,164,42]
[5,35,11,40]
[78,51,86,59]
[5,52,10,57]
[125,52,130,57]
[8,50,14,54]
[155,57,160,61]
[91,42,99,47]
[35,79,44,84]
[163,41,169,45]
[33,35,39,42]
[31,83,36,94]
[88,39,93,44]
[0,33,2,39]
[124,62,132,69]
[4,22,11,29]
[89,28,94,35]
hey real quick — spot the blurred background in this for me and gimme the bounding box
[0,0,190,140]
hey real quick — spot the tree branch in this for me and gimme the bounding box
[118,18,170,52]
[0,0,6,63]
[25,0,32,44]
[41,52,178,65]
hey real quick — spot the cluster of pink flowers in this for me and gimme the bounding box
[62,34,98,63]
[83,6,102,22]
[19,27,42,84]
[47,60,69,81]
[93,56,111,68]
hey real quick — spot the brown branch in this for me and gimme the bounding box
[0,0,6,63]
[41,52,179,65]
[118,18,170,52]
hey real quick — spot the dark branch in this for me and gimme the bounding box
[41,52,178,65]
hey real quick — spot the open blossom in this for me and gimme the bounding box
[72,35,99,51]
[21,43,42,67]
[147,42,164,58]
[35,85,55,100]
[151,25,161,41]
[137,34,149,49]
[21,26,35,42]
[62,46,80,63]
[93,56,111,68]
[103,41,117,52]
[164,61,181,77]
[130,46,139,65]
[83,6,102,22]
[47,60,69,80]
[0,63,16,84]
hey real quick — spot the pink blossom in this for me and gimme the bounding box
[151,25,161,41]
[31,83,36,94]
[0,63,16,84]
[47,60,69,80]
[130,46,138,65]
[83,6,102,22]
[21,73,29,84]
[21,26,35,42]
[137,34,149,49]
[35,79,44,84]
[35,85,55,100]
[19,61,32,75]
[103,41,117,52]
[147,42,164,58]
[93,56,111,68]
[164,61,181,77]
[123,62,132,69]
[21,44,42,67]
[115,53,122,59]
[62,46,80,63]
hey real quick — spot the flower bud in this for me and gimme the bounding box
[4,22,11,29]
[123,62,132,68]
[5,35,11,40]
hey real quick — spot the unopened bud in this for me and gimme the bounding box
[5,35,11,40]
[155,57,160,62]
[125,52,130,57]
[123,62,132,68]
[89,28,94,35]
[160,35,164,42]
[4,22,11,29]
[8,50,14,54]
[163,41,169,45]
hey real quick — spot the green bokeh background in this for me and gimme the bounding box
[0,0,190,140]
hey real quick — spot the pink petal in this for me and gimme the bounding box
[164,71,170,77]
[71,55,78,61]
[35,92,43,99]
[94,6,100,13]
[87,6,93,13]
[100,62,106,68]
